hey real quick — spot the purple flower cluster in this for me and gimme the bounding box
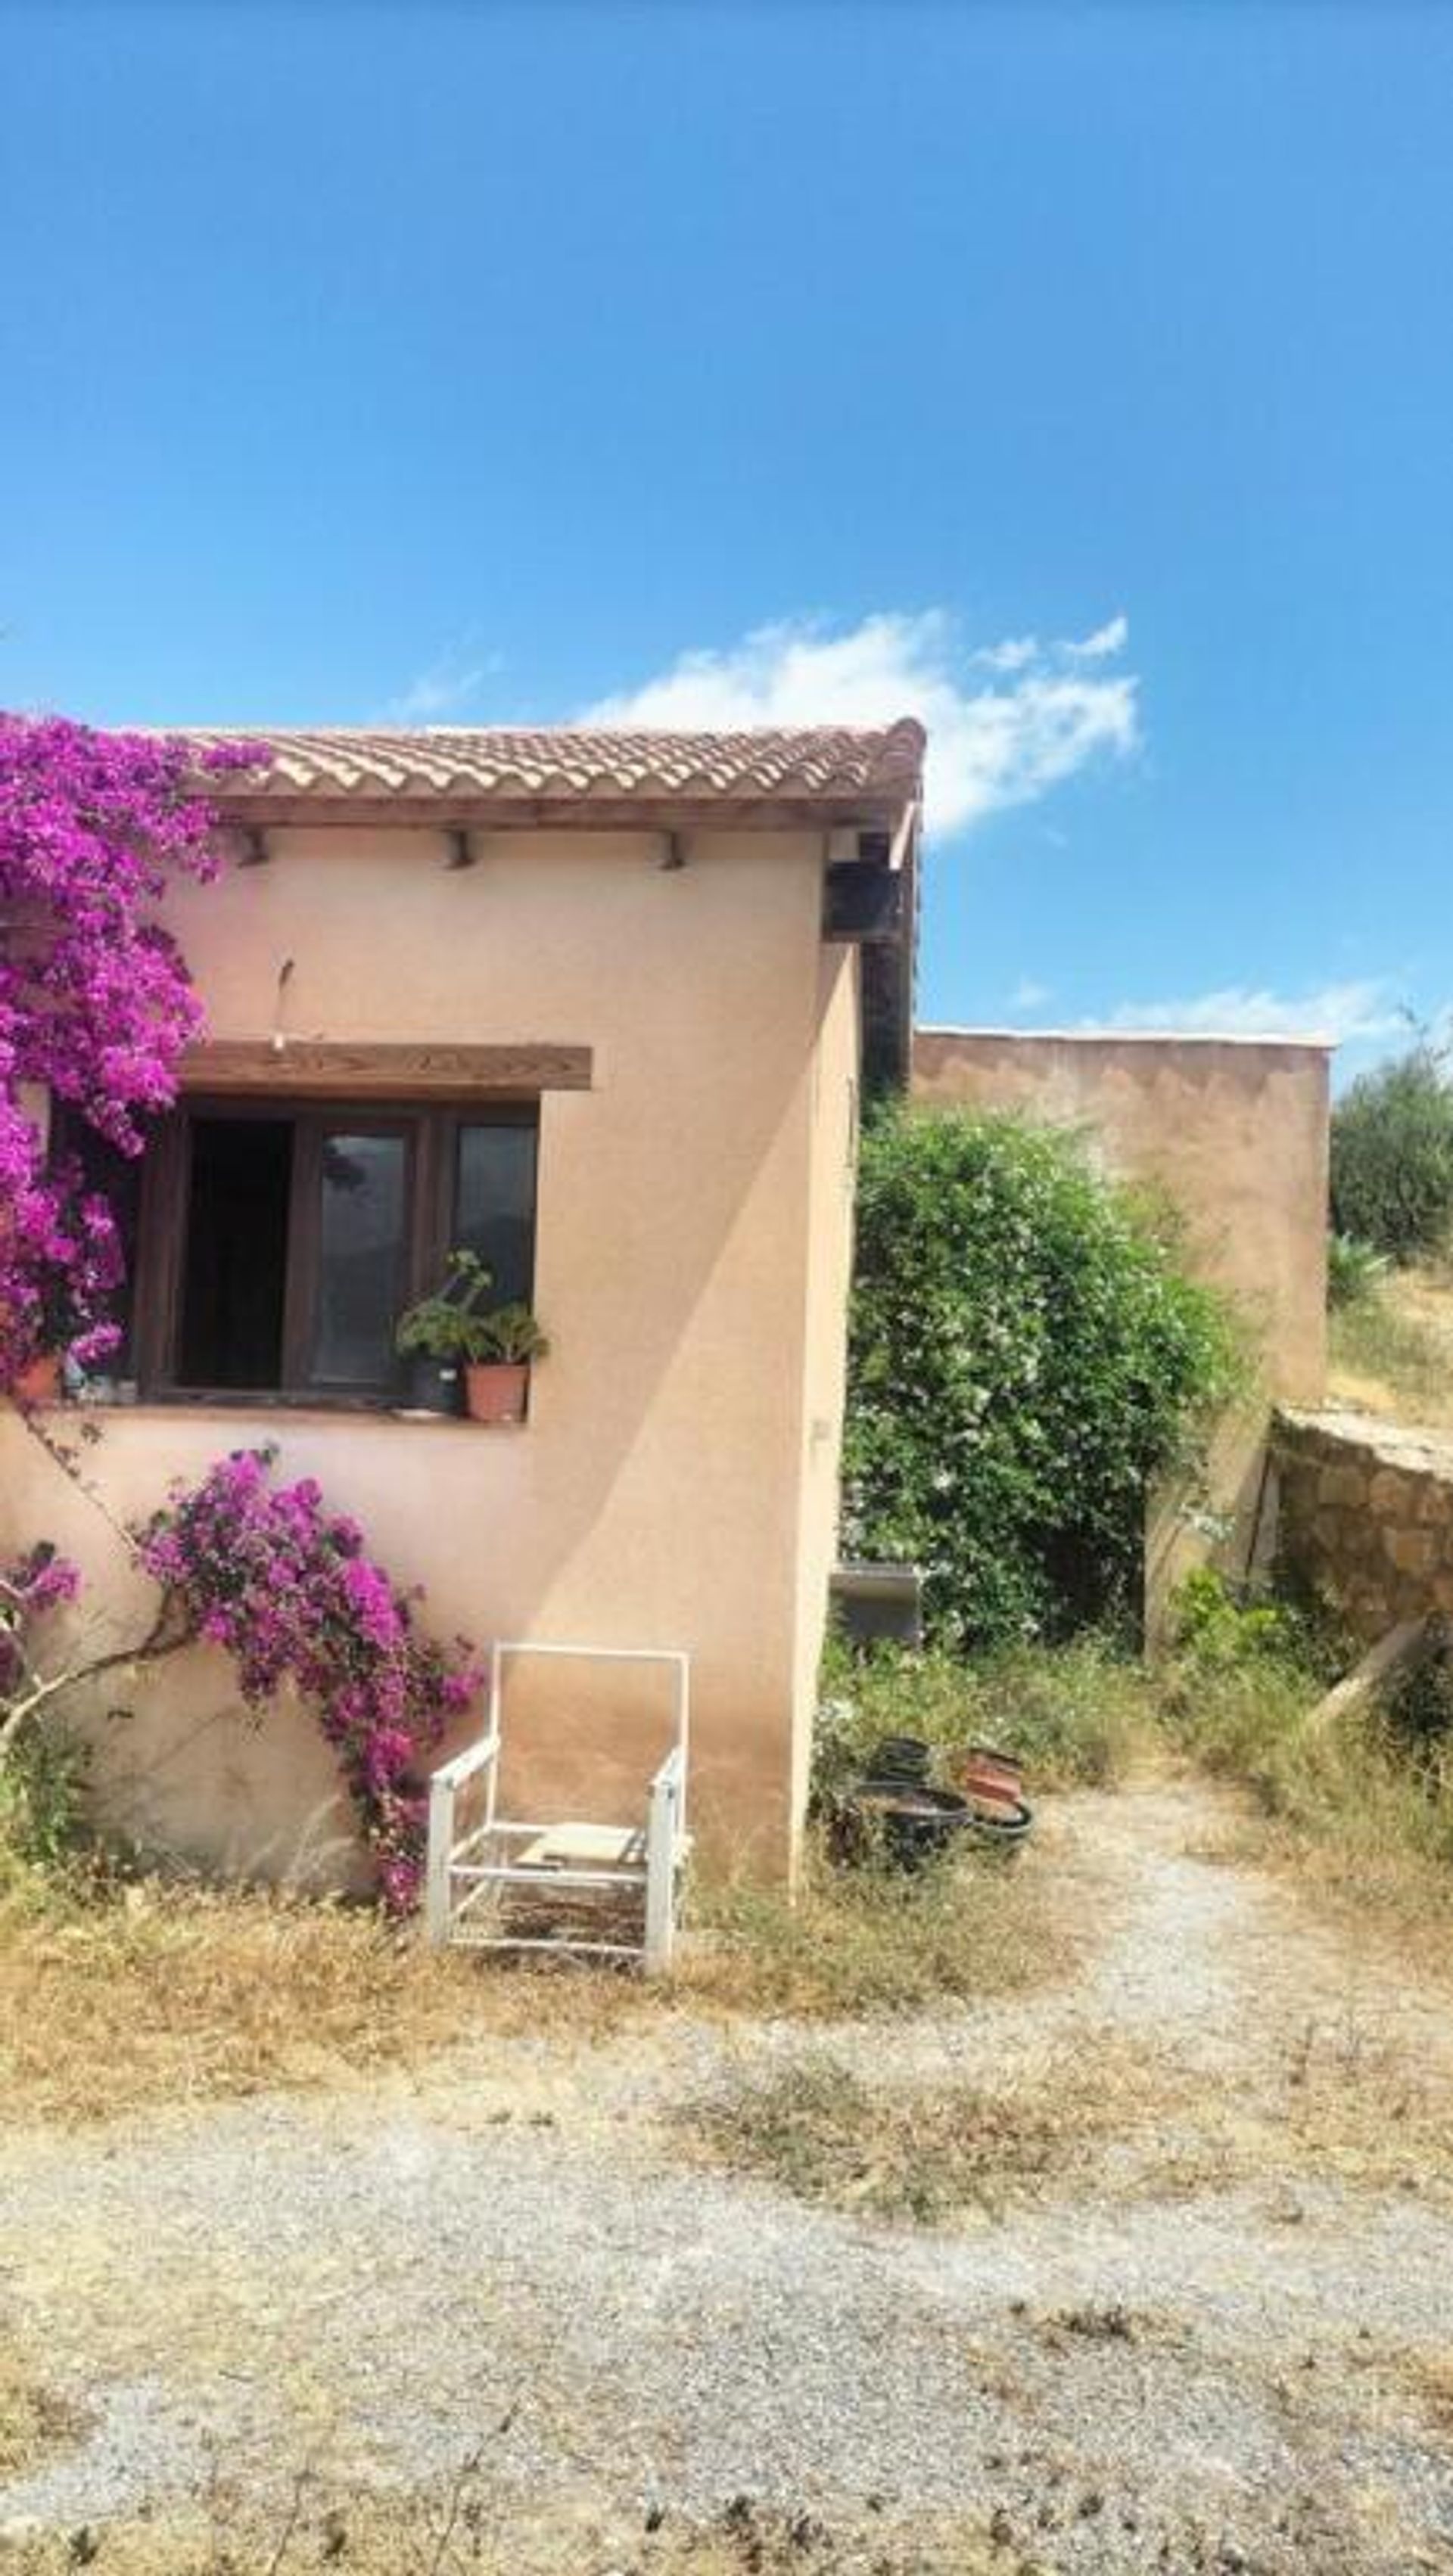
[138,1449,481,1911]
[0,715,268,1384]
[0,1540,82,1692]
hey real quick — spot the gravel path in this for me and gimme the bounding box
[2,1780,1452,2574]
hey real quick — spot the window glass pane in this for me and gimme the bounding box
[180,1117,293,1389]
[454,1122,537,1307]
[313,1132,408,1386]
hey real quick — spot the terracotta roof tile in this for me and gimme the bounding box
[184,721,925,819]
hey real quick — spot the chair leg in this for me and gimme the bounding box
[644,1783,677,1975]
[425,1775,455,1947]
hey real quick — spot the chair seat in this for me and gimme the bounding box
[513,1820,649,1871]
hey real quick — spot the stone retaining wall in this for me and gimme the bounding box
[1273,1406,1453,1639]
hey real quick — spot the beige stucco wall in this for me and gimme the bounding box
[2,825,860,1885]
[911,1028,1331,1617]
[790,949,861,1833]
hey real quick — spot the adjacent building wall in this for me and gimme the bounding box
[911,1028,1333,1614]
[1,826,860,1885]
[1274,1408,1453,1642]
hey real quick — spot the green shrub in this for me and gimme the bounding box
[843,1106,1241,1650]
[1330,1045,1453,1263]
[1170,1564,1339,1680]
[1161,1571,1453,1889]
[1326,1232,1389,1310]
[0,1722,89,1882]
[813,1633,1151,1810]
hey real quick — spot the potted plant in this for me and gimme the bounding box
[464,1300,550,1425]
[393,1250,494,1418]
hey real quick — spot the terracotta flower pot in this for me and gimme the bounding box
[464,1360,530,1425]
[951,1744,1026,1804]
[11,1351,61,1406]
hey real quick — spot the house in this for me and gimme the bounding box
[0,722,923,1886]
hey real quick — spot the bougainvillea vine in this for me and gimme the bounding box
[138,1448,482,1911]
[0,714,266,1384]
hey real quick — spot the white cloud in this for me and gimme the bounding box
[1010,977,1053,1011]
[582,610,1139,838]
[1063,614,1128,661]
[973,635,1039,674]
[1093,979,1406,1044]
[377,647,499,725]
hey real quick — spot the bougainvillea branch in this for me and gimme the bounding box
[0,1542,191,1770]
[138,1449,482,1911]
[0,715,266,1384]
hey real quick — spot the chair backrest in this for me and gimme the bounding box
[487,1640,689,1829]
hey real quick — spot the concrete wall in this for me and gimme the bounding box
[2,825,860,1885]
[1274,1407,1453,1642]
[911,1028,1332,1616]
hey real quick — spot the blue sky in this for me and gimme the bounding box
[5,1,1453,1071]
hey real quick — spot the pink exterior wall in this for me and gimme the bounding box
[2,825,861,1883]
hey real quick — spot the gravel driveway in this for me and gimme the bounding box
[2,1782,1452,2574]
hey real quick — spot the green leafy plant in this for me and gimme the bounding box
[1330,1043,1453,1263]
[396,1256,549,1370]
[1327,1231,1389,1310]
[0,1721,90,1878]
[1170,1565,1336,1678]
[844,1105,1241,1651]
[394,1249,496,1362]
[469,1300,550,1366]
[812,1631,1151,1811]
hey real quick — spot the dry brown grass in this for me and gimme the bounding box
[683,2035,1171,2223]
[0,1823,1066,2131]
[687,1833,1070,2021]
[1097,2000,1453,2207]
[1268,1827,1453,1979]
[1248,2010,1453,2192]
[0,2332,84,2481]
[1181,1795,1453,1990]
[1402,2348,1453,2437]
[685,1978,1453,2229]
[0,1876,646,2131]
[1329,1262,1453,1428]
[0,2484,1002,2576]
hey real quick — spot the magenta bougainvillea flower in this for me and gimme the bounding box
[2,721,472,1916]
[138,1449,482,1911]
[0,1541,82,1695]
[0,714,267,1381]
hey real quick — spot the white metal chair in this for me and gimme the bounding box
[425,1642,691,1972]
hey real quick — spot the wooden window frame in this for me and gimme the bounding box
[132,1093,538,1409]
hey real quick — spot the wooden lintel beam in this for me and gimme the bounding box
[181,1040,593,1096]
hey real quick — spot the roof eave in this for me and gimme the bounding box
[205,788,916,833]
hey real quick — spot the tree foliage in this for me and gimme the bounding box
[843,1107,1240,1650]
[1330,1045,1453,1265]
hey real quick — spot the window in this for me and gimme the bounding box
[117,1098,538,1405]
